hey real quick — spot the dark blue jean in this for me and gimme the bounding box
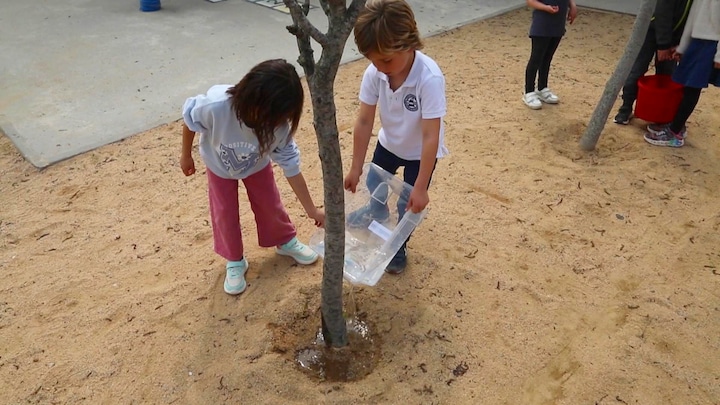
[366,142,437,223]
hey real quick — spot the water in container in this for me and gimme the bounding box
[309,163,427,286]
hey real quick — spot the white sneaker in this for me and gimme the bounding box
[523,91,542,110]
[276,237,318,265]
[224,258,249,295]
[536,87,559,104]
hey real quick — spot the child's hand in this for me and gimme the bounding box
[715,61,720,69]
[343,168,362,193]
[672,50,683,62]
[546,5,559,14]
[567,4,577,23]
[406,187,429,214]
[657,49,673,61]
[180,155,196,176]
[308,208,325,228]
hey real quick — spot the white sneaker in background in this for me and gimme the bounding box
[536,87,559,104]
[523,91,542,110]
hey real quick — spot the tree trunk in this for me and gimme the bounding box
[309,75,347,347]
[285,0,366,348]
[579,0,657,151]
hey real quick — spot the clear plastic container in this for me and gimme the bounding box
[309,163,427,286]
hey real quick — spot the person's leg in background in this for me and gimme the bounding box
[535,36,562,103]
[524,36,553,109]
[615,29,660,124]
[669,86,702,134]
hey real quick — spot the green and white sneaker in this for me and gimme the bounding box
[276,237,318,265]
[224,258,249,295]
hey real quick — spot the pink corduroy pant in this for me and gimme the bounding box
[206,164,296,261]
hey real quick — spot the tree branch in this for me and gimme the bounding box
[346,0,366,23]
[319,0,331,16]
[284,0,316,76]
[284,0,329,47]
[326,0,347,17]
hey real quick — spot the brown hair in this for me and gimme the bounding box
[353,0,423,56]
[226,59,304,156]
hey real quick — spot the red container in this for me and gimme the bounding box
[634,74,683,124]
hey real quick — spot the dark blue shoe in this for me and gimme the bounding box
[347,204,390,229]
[385,245,407,274]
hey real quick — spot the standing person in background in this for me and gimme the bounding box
[644,0,720,147]
[614,0,694,125]
[523,0,578,110]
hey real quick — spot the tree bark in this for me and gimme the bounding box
[310,78,347,347]
[579,0,657,151]
[285,0,366,348]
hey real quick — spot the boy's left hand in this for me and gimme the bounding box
[407,187,429,213]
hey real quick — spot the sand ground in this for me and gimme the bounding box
[1,7,719,405]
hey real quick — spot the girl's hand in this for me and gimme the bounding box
[672,51,683,62]
[308,208,325,228]
[715,61,720,69]
[406,187,429,214]
[180,155,196,176]
[546,5,559,14]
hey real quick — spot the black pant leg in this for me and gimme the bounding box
[670,87,702,133]
[537,37,562,91]
[621,30,659,107]
[525,37,553,93]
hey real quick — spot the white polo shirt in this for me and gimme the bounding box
[359,50,448,161]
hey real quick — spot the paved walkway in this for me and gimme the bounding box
[0,0,639,167]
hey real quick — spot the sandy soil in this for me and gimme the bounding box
[1,7,719,405]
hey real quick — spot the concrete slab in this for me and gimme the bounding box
[576,0,641,15]
[0,0,526,168]
[1,0,643,168]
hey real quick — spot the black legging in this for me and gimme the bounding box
[525,36,562,93]
[670,87,702,134]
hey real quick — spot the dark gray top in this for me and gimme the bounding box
[529,0,569,38]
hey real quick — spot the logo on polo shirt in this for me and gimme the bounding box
[404,94,419,112]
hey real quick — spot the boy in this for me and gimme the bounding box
[343,0,448,274]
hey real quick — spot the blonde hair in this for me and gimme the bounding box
[353,0,424,56]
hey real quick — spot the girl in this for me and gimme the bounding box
[523,0,578,109]
[644,0,720,147]
[180,59,325,296]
